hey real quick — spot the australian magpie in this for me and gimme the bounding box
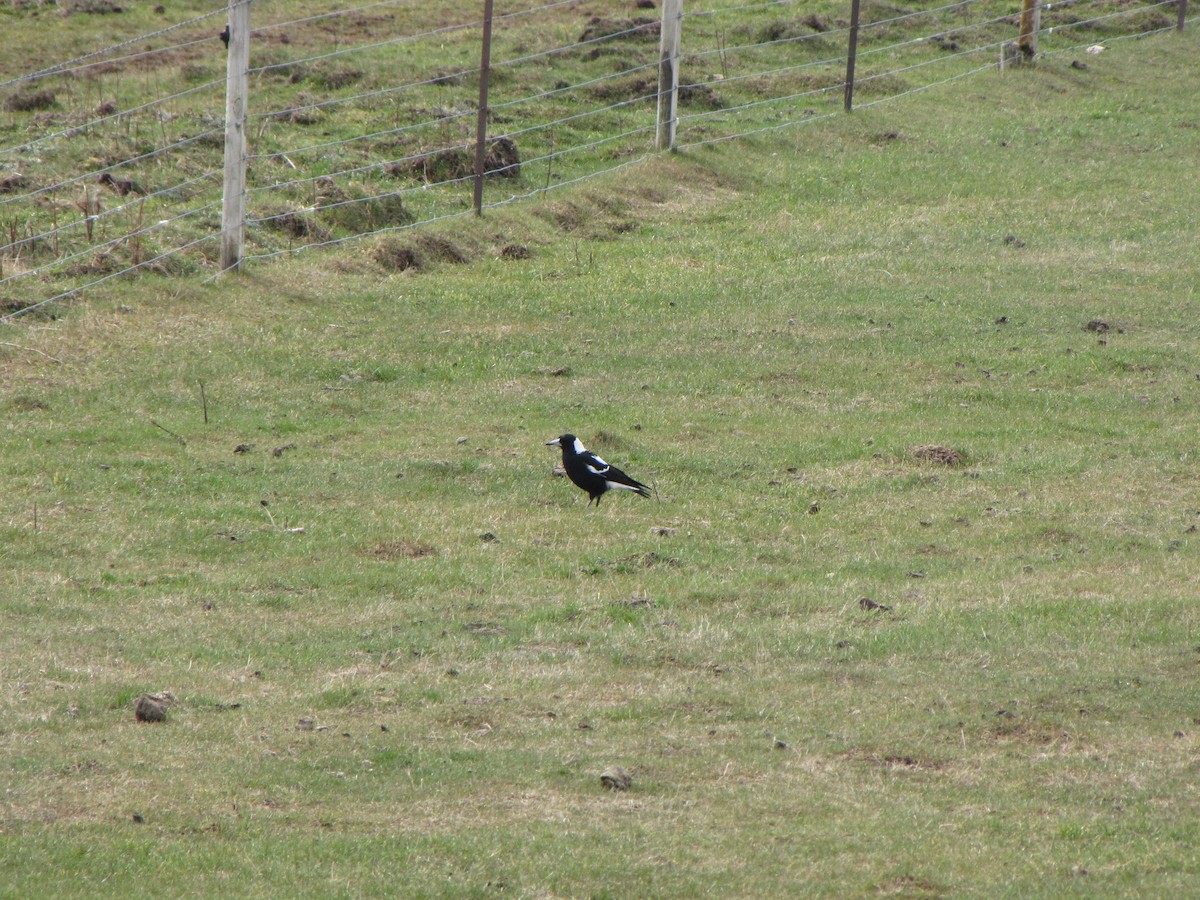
[546,433,652,506]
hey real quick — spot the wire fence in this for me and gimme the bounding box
[0,0,1191,321]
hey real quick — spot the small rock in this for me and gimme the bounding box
[479,532,499,543]
[650,525,677,536]
[296,718,316,731]
[456,436,469,445]
[600,765,632,791]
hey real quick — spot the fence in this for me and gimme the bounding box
[0,0,1191,322]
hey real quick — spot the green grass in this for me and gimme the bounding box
[2,0,1178,292]
[3,15,1200,900]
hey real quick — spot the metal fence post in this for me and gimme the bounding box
[220,0,250,273]
[656,0,682,150]
[473,0,495,216]
[844,0,861,112]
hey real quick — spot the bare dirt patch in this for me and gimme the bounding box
[911,444,963,466]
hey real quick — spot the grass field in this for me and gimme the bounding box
[3,13,1200,899]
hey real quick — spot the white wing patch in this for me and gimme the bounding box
[586,461,610,476]
[606,480,640,492]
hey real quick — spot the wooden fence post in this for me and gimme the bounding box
[1177,0,1187,31]
[473,0,495,217]
[656,0,682,151]
[220,0,250,273]
[844,0,861,112]
[1017,0,1041,59]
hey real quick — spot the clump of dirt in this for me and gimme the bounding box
[374,239,420,271]
[499,243,530,260]
[98,173,143,196]
[276,103,323,126]
[600,765,632,790]
[61,0,124,13]
[63,251,124,277]
[756,17,828,42]
[311,68,363,91]
[911,444,964,466]
[390,138,520,184]
[134,694,168,723]
[679,84,722,109]
[4,91,55,112]
[0,173,31,193]
[578,17,659,42]
[266,211,331,242]
[394,147,472,183]
[534,200,586,232]
[484,137,520,178]
[419,234,470,264]
[588,75,655,103]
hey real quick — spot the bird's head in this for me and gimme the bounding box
[546,434,581,453]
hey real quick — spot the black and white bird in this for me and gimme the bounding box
[546,433,653,506]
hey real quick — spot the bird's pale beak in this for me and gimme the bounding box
[546,438,561,447]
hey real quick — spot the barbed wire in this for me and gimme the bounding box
[250,13,660,123]
[249,55,658,178]
[2,33,223,91]
[252,0,415,33]
[685,0,801,18]
[493,59,660,114]
[861,0,989,32]
[679,8,1010,96]
[0,6,227,93]
[0,171,220,264]
[677,0,1178,151]
[247,0,595,75]
[0,233,218,324]
[0,0,1186,322]
[248,84,658,202]
[239,126,657,268]
[252,0,579,37]
[0,200,221,293]
[1040,0,1178,34]
[0,81,224,159]
[1,129,224,207]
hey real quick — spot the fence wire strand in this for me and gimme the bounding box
[0,0,1187,321]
